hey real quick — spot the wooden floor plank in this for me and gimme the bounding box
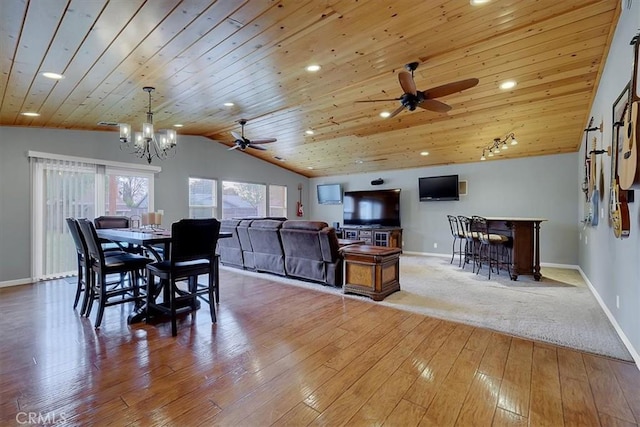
[1,274,638,426]
[584,354,637,424]
[497,337,533,417]
[529,343,564,426]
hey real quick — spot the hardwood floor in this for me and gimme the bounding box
[1,270,639,426]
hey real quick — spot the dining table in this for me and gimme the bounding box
[96,227,232,323]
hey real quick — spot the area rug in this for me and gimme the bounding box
[220,254,632,361]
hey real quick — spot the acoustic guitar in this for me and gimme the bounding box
[610,120,631,238]
[619,34,640,190]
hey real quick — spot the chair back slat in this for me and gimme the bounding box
[447,215,461,237]
[66,218,87,256]
[171,218,221,263]
[77,218,106,265]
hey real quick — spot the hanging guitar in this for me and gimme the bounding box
[619,33,640,190]
[582,117,597,227]
[296,183,304,217]
[589,136,600,226]
[610,117,631,238]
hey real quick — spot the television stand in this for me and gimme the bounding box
[341,226,402,249]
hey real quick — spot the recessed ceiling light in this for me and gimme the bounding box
[42,72,65,80]
[380,111,391,118]
[500,80,517,90]
[307,166,314,169]
[21,112,40,117]
[223,102,234,107]
[470,0,491,5]
[173,124,183,128]
[306,64,321,72]
[420,151,429,156]
[305,129,314,135]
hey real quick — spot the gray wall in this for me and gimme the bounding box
[309,153,579,265]
[577,0,639,361]
[0,126,309,282]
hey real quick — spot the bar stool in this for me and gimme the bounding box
[457,215,480,271]
[446,215,465,267]
[472,216,511,279]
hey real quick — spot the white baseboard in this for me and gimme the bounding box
[0,277,33,288]
[577,267,639,369]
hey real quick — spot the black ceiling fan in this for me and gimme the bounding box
[228,119,277,151]
[357,62,479,118]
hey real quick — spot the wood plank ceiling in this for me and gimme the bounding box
[0,0,620,177]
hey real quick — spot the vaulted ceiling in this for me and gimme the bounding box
[0,0,621,177]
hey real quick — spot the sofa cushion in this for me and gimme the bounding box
[218,219,243,268]
[248,219,286,275]
[238,219,255,270]
[281,220,328,231]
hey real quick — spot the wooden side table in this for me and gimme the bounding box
[341,245,402,301]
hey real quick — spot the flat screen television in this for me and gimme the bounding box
[317,183,343,204]
[418,174,459,201]
[343,189,401,227]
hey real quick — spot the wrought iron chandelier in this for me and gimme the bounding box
[480,132,518,161]
[119,86,177,164]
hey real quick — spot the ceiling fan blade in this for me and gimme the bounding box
[247,144,268,151]
[418,99,452,113]
[355,98,400,103]
[422,78,479,99]
[228,144,240,151]
[387,105,406,118]
[398,71,417,95]
[249,138,277,144]
[231,131,242,140]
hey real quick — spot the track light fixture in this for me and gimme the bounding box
[480,133,517,161]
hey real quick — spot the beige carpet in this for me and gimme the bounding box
[221,254,632,361]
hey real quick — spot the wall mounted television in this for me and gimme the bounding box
[343,189,401,227]
[317,183,343,204]
[418,174,459,201]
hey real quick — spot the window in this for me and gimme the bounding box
[269,184,287,218]
[222,181,266,219]
[189,178,218,218]
[104,168,152,219]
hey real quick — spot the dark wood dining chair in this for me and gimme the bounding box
[146,218,221,336]
[77,218,152,328]
[65,217,92,315]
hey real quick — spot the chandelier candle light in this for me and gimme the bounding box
[480,132,518,161]
[119,87,177,164]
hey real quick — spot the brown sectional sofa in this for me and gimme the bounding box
[217,218,343,286]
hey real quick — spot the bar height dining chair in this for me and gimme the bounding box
[472,215,511,279]
[446,215,465,267]
[65,218,92,315]
[457,215,479,272]
[77,218,153,328]
[146,218,221,336]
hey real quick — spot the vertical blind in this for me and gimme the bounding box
[30,156,97,280]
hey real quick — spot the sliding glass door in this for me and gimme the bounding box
[30,154,156,281]
[31,157,97,279]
